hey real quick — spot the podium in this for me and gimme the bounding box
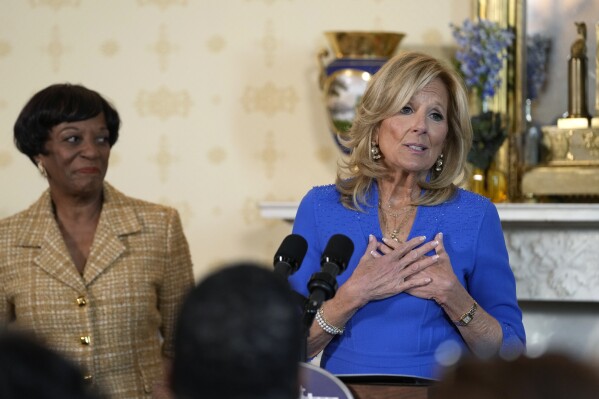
[338,375,431,399]
[299,364,432,399]
[299,363,354,398]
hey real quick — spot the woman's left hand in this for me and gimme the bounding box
[379,232,503,355]
[377,232,461,305]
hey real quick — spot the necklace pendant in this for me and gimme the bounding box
[390,230,400,242]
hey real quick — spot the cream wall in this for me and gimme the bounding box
[0,0,470,280]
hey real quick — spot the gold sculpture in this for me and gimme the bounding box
[594,23,599,128]
[596,23,599,114]
[559,22,590,128]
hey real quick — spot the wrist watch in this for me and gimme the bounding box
[455,302,477,326]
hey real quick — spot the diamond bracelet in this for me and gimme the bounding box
[315,306,345,335]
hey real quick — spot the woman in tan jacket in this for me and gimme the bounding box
[0,84,194,399]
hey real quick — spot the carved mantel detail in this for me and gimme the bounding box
[505,229,599,301]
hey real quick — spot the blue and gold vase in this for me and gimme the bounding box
[318,31,405,152]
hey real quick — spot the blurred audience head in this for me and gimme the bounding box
[172,262,302,399]
[430,352,599,399]
[0,330,102,399]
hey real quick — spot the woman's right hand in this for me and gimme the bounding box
[344,235,439,307]
[306,235,439,357]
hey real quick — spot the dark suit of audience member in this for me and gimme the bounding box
[430,352,599,399]
[172,262,302,399]
[0,331,102,399]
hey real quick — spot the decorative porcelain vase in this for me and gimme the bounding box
[318,31,405,152]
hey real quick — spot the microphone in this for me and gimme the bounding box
[306,234,354,310]
[273,234,308,278]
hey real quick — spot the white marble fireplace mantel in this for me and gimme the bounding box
[259,202,599,302]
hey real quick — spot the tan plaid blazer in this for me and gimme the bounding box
[0,182,194,399]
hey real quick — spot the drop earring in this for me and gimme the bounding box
[435,153,444,172]
[371,142,382,161]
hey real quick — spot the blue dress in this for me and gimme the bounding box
[289,183,525,379]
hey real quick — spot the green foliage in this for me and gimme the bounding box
[333,119,352,133]
[468,110,507,170]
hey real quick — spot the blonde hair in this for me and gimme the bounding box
[335,51,472,211]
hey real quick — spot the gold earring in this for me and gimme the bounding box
[371,142,382,161]
[435,153,444,172]
[37,161,47,178]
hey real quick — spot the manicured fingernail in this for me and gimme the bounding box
[432,240,439,247]
[433,255,439,261]
[420,236,426,241]
[369,234,374,241]
[438,232,443,239]
[425,278,432,283]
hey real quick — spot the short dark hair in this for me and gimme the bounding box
[13,83,120,164]
[172,262,302,399]
[0,330,102,399]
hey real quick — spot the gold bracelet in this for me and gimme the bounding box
[315,306,345,335]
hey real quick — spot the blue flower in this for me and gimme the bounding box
[450,18,514,101]
[450,18,514,170]
[526,34,551,100]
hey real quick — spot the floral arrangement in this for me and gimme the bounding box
[526,33,551,100]
[451,18,515,102]
[450,18,515,171]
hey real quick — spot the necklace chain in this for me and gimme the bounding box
[378,201,415,243]
[378,201,413,218]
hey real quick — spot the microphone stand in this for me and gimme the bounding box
[293,233,353,362]
[299,271,338,362]
[293,292,310,363]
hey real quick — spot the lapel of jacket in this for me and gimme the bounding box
[17,190,86,292]
[82,183,141,286]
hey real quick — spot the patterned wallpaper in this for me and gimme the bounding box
[0,0,469,280]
